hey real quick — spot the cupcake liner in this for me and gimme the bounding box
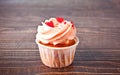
[36,37,79,68]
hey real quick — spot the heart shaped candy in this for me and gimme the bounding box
[45,21,54,27]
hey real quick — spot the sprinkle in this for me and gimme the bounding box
[71,21,74,28]
[64,21,67,24]
[72,24,74,28]
[71,21,73,24]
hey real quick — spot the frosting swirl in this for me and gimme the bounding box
[36,17,76,45]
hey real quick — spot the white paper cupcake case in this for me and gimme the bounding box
[36,37,79,68]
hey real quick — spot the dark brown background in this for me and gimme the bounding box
[0,0,120,75]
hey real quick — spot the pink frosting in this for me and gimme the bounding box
[36,17,76,45]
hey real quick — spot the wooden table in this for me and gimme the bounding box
[0,0,120,75]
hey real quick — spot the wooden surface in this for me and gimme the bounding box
[0,0,120,75]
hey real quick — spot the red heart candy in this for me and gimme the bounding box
[56,17,64,23]
[45,21,54,27]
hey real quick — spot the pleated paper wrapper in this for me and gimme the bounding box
[36,37,79,68]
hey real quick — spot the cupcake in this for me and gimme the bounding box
[36,17,79,68]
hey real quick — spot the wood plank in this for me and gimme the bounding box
[0,27,120,49]
[37,72,120,75]
[0,0,115,8]
[0,41,37,49]
[0,11,120,27]
[0,34,120,49]
[0,60,120,68]
[0,50,120,64]
[0,25,120,34]
[0,0,119,11]
[0,65,119,75]
[36,72,120,75]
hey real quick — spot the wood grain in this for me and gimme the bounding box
[0,0,120,75]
